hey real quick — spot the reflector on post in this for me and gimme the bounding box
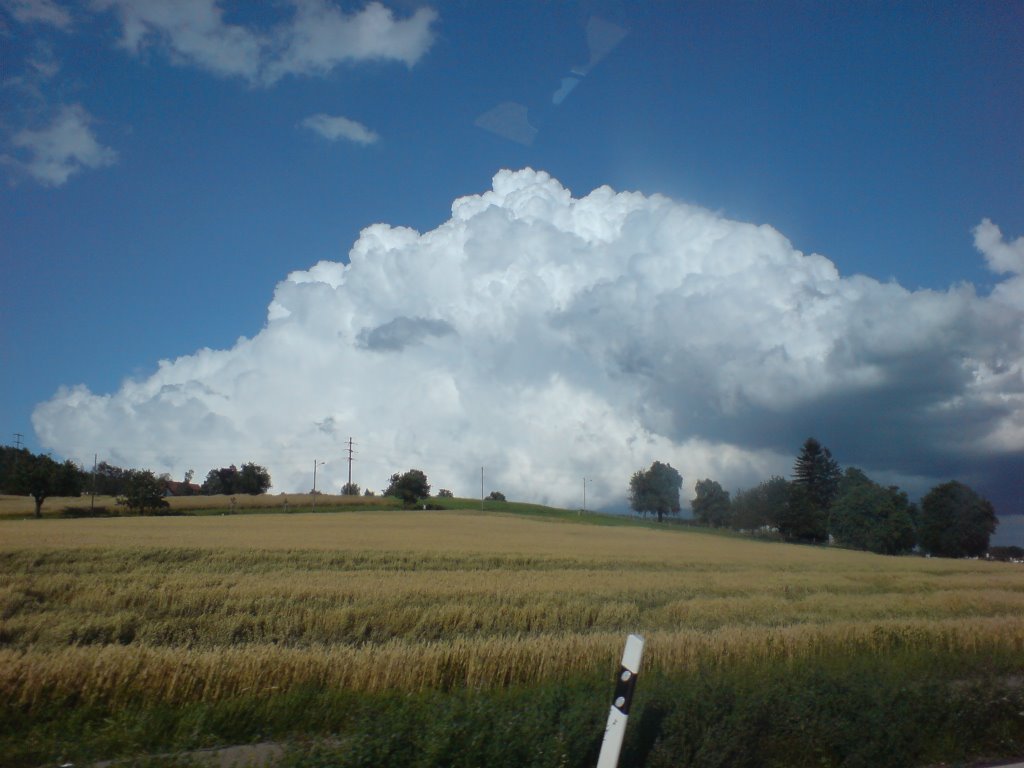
[596,633,644,768]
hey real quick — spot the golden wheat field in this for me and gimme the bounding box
[2,509,1024,710]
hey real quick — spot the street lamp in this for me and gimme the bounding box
[312,460,326,512]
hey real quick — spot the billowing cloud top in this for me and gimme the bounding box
[34,170,1024,509]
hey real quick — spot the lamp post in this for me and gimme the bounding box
[312,460,325,512]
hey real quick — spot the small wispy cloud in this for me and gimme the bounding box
[1,0,72,30]
[2,104,117,186]
[301,113,379,145]
[89,0,437,85]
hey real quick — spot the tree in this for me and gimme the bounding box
[731,476,790,531]
[792,438,841,511]
[92,461,131,496]
[341,482,360,496]
[691,479,731,527]
[3,449,83,518]
[201,465,234,495]
[629,461,682,523]
[384,469,431,505]
[828,468,916,555]
[237,462,271,494]
[437,488,454,498]
[201,463,271,495]
[919,481,998,558]
[118,469,170,515]
[486,491,506,501]
[774,484,828,543]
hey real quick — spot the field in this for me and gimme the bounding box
[2,505,1024,767]
[0,492,399,517]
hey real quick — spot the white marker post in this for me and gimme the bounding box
[596,633,645,768]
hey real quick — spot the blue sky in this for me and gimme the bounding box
[2,1,1023,533]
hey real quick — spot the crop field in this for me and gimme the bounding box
[2,508,1024,767]
[0,492,398,518]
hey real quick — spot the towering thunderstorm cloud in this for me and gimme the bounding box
[34,170,1024,510]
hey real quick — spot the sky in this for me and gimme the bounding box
[2,1,1023,535]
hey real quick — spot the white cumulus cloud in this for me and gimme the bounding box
[91,0,437,84]
[301,113,379,145]
[266,0,437,82]
[2,104,117,186]
[34,170,1024,510]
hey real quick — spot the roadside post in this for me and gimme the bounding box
[596,633,645,768]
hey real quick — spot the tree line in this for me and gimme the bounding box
[0,447,271,517]
[631,438,1000,559]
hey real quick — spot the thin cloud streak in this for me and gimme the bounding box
[33,170,1024,512]
[301,113,379,145]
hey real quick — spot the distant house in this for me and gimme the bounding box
[164,481,202,497]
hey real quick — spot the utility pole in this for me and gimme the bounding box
[91,454,97,513]
[480,466,484,511]
[583,477,588,514]
[346,437,355,490]
[312,460,325,512]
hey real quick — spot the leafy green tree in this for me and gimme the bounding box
[201,463,271,495]
[486,491,506,501]
[629,461,682,523]
[774,483,828,543]
[201,465,233,495]
[384,469,431,505]
[691,478,732,527]
[828,468,916,555]
[793,438,841,511]
[919,481,998,558]
[92,461,131,496]
[437,488,454,498]
[731,476,790,531]
[118,469,170,515]
[237,462,271,494]
[341,482,360,495]
[3,448,83,518]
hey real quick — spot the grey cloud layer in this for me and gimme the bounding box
[34,170,1024,509]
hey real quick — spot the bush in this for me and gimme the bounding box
[486,491,506,502]
[62,505,115,518]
